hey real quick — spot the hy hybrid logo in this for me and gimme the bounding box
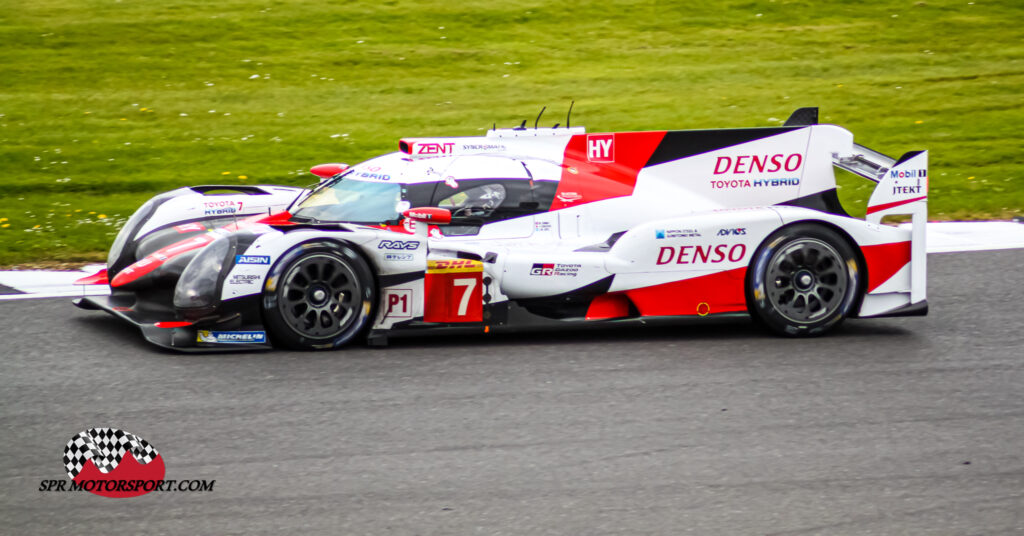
[586,134,614,163]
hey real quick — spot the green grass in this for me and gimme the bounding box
[1,0,1021,265]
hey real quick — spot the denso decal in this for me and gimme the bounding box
[235,255,270,264]
[415,142,455,155]
[656,244,747,265]
[530,263,580,277]
[586,134,614,163]
[196,330,266,344]
[378,240,420,250]
[713,154,802,174]
[710,178,800,189]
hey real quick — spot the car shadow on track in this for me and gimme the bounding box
[73,315,187,355]
[377,317,918,351]
[72,311,918,356]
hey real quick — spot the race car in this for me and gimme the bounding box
[74,107,928,351]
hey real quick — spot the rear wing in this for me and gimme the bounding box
[834,144,928,305]
[832,143,896,183]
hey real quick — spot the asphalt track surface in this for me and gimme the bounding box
[1,249,1022,535]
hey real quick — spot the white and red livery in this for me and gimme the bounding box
[75,107,928,351]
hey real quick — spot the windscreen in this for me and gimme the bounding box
[292,177,405,224]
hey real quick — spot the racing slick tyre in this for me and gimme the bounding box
[262,241,376,350]
[747,224,862,337]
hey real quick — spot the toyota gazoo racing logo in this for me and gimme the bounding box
[531,263,555,276]
[530,263,581,277]
[60,428,165,498]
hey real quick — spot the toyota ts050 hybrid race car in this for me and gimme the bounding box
[74,107,928,351]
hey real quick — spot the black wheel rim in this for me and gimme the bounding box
[765,238,849,324]
[277,253,362,339]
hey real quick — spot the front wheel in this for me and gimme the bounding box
[747,224,862,337]
[262,242,376,350]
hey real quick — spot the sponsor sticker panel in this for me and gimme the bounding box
[197,330,267,344]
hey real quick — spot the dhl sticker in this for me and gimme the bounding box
[427,259,483,274]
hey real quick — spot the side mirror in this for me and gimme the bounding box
[402,207,452,225]
[309,163,349,183]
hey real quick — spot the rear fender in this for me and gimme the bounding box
[604,208,784,277]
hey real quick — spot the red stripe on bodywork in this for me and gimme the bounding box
[254,211,294,225]
[585,293,632,320]
[861,241,911,292]
[154,321,194,328]
[551,131,666,210]
[621,267,748,317]
[74,268,108,286]
[866,196,926,215]
[110,214,275,288]
[110,234,215,287]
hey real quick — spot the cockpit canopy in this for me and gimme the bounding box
[291,153,560,234]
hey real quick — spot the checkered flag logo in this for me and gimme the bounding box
[63,428,160,479]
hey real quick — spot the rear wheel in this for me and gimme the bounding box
[262,242,376,350]
[747,224,861,336]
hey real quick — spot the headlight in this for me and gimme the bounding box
[173,236,232,309]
